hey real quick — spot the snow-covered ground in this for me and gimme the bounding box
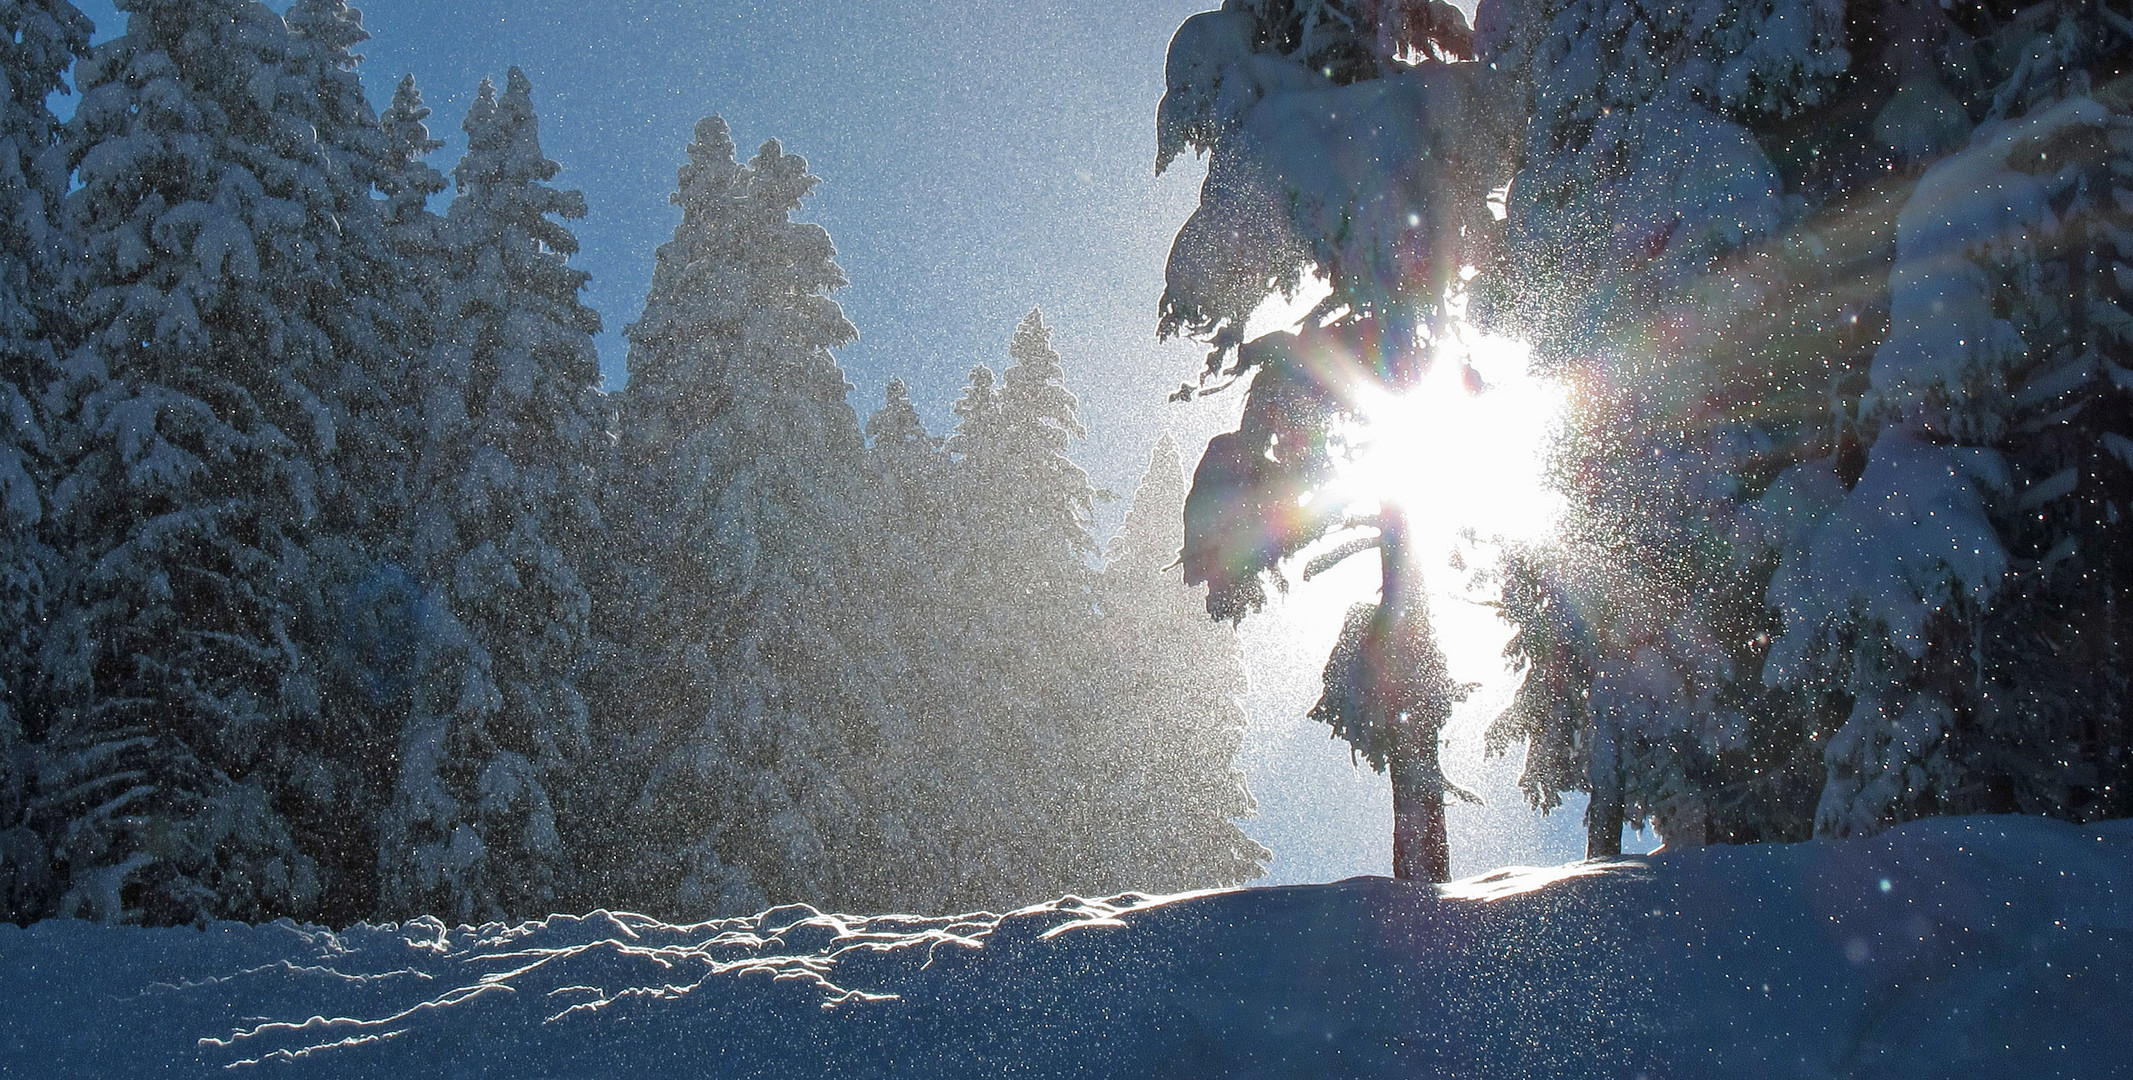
[3,814,2126,1078]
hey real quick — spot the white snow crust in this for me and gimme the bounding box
[2,814,2127,1077]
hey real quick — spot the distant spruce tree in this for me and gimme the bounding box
[941,311,1109,902]
[599,115,767,916]
[0,0,91,922]
[609,119,884,917]
[853,377,958,909]
[1091,435,1269,891]
[376,70,605,923]
[366,71,451,718]
[378,75,450,260]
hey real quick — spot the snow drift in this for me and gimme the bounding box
[2,814,2127,1078]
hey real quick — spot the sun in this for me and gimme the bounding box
[1237,275,1563,557]
[1334,330,1564,554]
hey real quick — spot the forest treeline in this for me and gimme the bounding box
[0,0,1266,927]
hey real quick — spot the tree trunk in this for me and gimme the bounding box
[1390,727,1449,881]
[1380,511,1450,882]
[1585,709,1623,858]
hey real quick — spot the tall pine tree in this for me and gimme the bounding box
[277,0,410,925]
[940,311,1107,902]
[46,0,360,924]
[1092,435,1269,891]
[609,119,881,917]
[377,69,605,922]
[0,0,91,921]
[852,377,958,910]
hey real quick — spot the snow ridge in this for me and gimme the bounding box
[3,815,2126,1078]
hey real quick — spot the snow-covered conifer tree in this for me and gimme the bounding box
[1091,436,1268,891]
[0,0,91,921]
[1458,0,2133,846]
[372,73,450,585]
[43,0,374,924]
[1461,0,1853,853]
[1966,12,2133,825]
[1158,0,1501,879]
[278,0,402,573]
[941,311,1111,900]
[376,70,605,923]
[598,115,765,915]
[608,119,882,917]
[864,379,954,625]
[1764,6,2133,835]
[379,75,449,244]
[272,0,423,923]
[992,313,1100,579]
[851,377,959,909]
